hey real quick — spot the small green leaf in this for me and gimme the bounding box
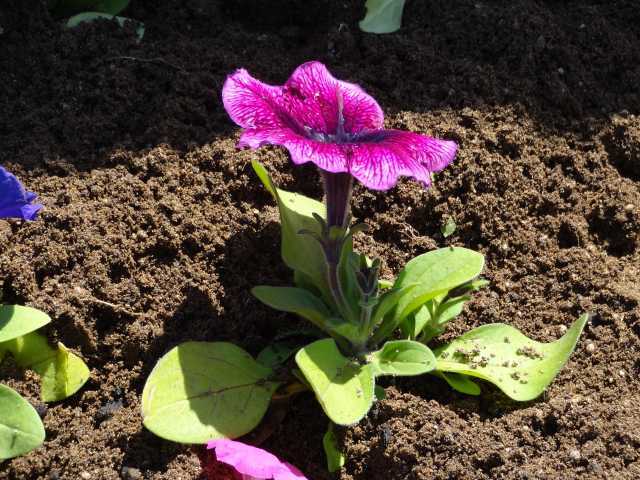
[359,0,407,34]
[0,384,45,460]
[2,332,90,402]
[257,341,298,369]
[435,314,589,401]
[374,385,386,400]
[66,12,144,40]
[323,423,346,472]
[433,371,481,396]
[253,161,330,302]
[295,339,374,425]
[369,284,417,343]
[0,305,51,343]
[251,286,331,332]
[369,340,436,377]
[142,342,279,443]
[440,217,457,238]
[394,248,484,325]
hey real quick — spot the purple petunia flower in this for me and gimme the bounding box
[222,61,457,191]
[0,166,42,221]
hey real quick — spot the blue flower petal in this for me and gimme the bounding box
[0,166,43,221]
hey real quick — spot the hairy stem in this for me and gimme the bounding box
[322,171,353,228]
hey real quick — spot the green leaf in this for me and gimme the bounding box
[257,341,298,369]
[295,339,374,425]
[251,286,332,332]
[323,423,346,473]
[252,161,330,302]
[369,340,436,377]
[0,305,51,343]
[51,0,129,16]
[2,332,90,402]
[433,371,481,396]
[66,12,145,40]
[393,247,484,327]
[141,342,279,443]
[369,284,417,343]
[359,0,407,34]
[435,314,589,401]
[0,384,45,460]
[440,217,457,238]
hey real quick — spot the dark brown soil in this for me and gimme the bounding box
[1,1,639,479]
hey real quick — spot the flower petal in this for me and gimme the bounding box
[208,439,308,480]
[222,62,383,139]
[0,166,43,221]
[284,61,384,135]
[346,130,458,190]
[239,128,349,173]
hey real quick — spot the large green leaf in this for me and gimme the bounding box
[251,286,332,332]
[142,342,279,443]
[0,384,45,460]
[392,247,484,328]
[253,161,331,303]
[359,0,407,34]
[295,339,374,425]
[369,340,436,377]
[2,332,90,402]
[435,314,588,401]
[0,305,51,343]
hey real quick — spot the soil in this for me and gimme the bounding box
[1,0,639,479]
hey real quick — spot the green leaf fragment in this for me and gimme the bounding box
[369,340,436,377]
[0,305,51,343]
[441,217,457,238]
[433,371,481,396]
[66,12,145,40]
[2,332,90,402]
[251,286,332,333]
[141,342,279,443]
[257,341,299,369]
[295,339,374,425]
[435,314,589,401]
[0,384,45,460]
[359,0,407,34]
[323,422,346,472]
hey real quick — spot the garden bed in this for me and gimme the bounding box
[1,0,639,478]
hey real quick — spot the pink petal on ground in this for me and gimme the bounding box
[345,130,458,190]
[208,439,308,480]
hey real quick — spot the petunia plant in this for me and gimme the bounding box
[0,167,90,461]
[141,62,587,470]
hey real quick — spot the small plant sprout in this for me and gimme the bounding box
[141,63,587,471]
[203,439,308,480]
[0,168,90,460]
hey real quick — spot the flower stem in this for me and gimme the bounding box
[322,171,353,228]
